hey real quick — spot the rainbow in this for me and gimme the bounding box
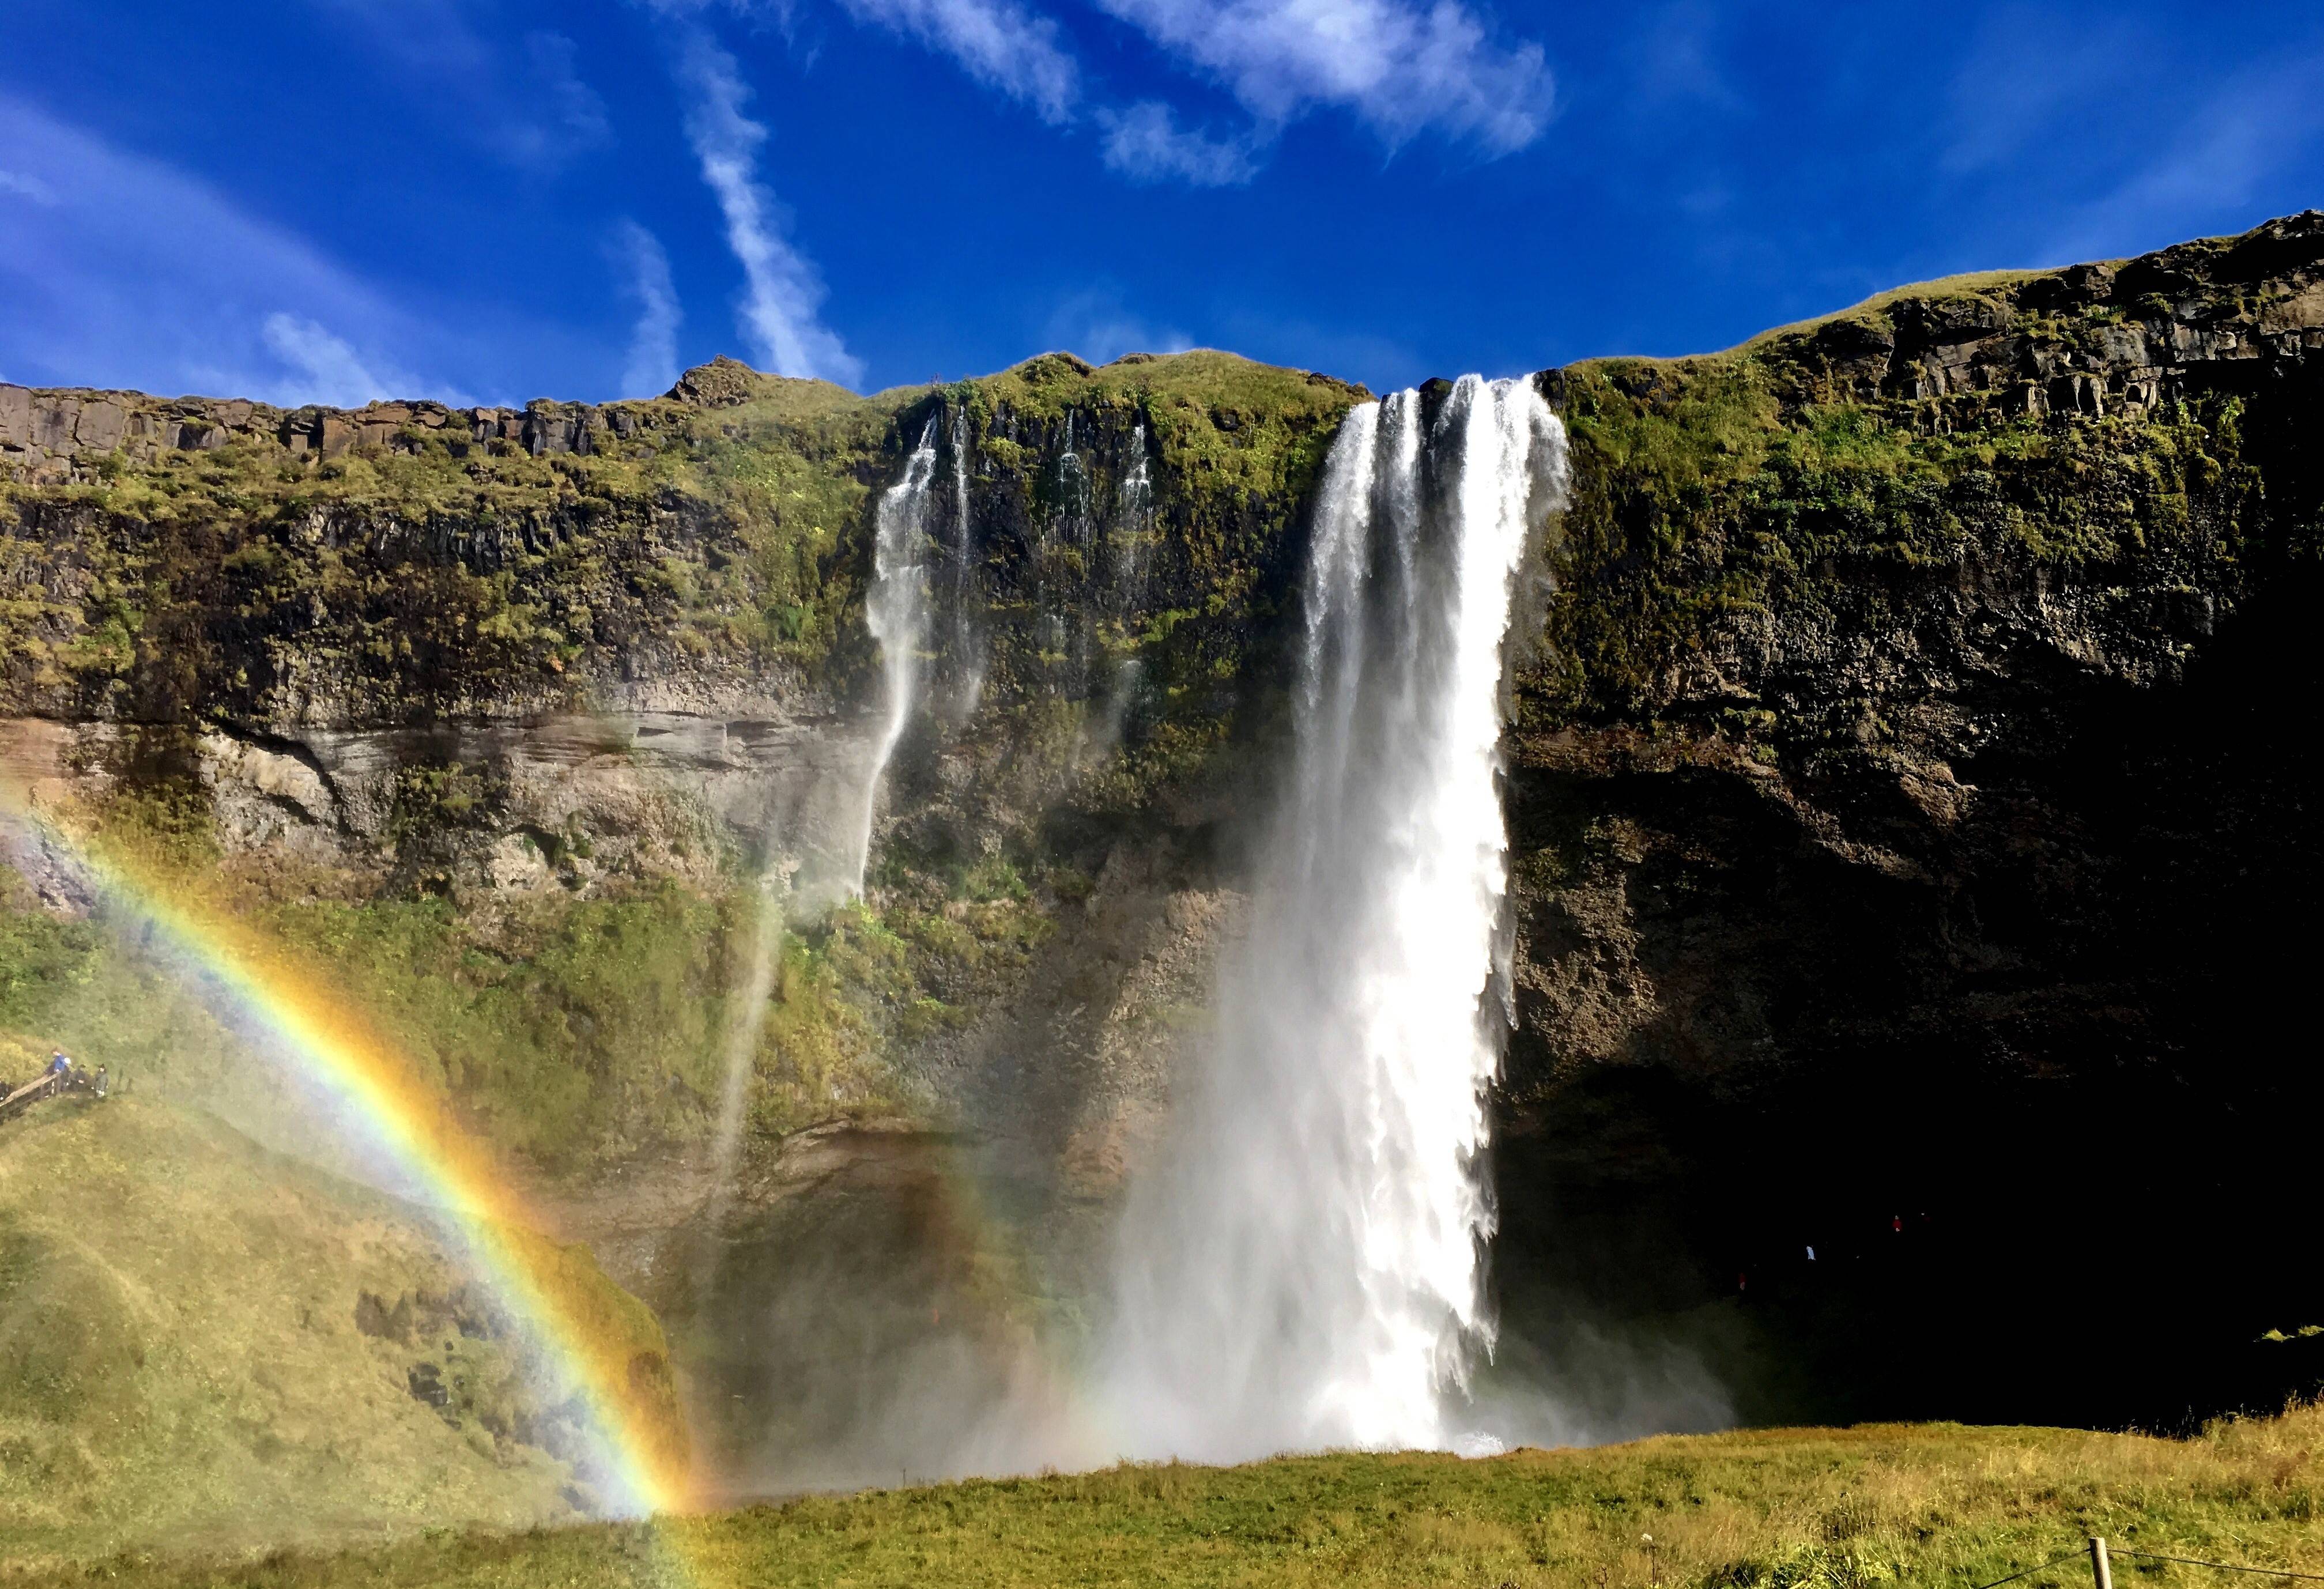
[0,798,696,1520]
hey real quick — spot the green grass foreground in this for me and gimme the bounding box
[16,1407,2324,1589]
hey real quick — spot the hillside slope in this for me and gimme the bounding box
[0,1092,673,1566]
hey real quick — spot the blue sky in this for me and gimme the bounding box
[2,1,2319,405]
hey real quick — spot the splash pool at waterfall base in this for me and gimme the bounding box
[18,1405,2324,1589]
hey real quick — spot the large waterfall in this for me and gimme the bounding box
[1099,376,1568,1462]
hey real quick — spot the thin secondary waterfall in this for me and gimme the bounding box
[703,865,786,1239]
[850,416,940,896]
[1057,412,1090,542]
[1047,412,1096,694]
[1109,421,1155,612]
[950,404,972,564]
[1077,423,1156,767]
[1099,375,1568,1462]
[946,404,983,719]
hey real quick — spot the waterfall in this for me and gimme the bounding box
[1109,421,1155,614]
[850,416,940,896]
[946,403,984,720]
[1099,375,1568,1462]
[1057,412,1091,542]
[703,864,787,1240]
[1074,422,1157,771]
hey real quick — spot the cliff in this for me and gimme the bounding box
[3,212,2322,1470]
[1503,209,2324,1427]
[0,348,1356,1171]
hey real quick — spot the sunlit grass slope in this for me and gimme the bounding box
[0,1093,670,1567]
[17,1405,2324,1589]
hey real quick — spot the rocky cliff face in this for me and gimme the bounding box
[5,215,2323,1444]
[1500,210,2324,1426]
[0,350,1351,892]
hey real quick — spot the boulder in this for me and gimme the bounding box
[31,397,76,451]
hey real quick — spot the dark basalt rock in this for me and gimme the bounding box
[1493,208,2324,1430]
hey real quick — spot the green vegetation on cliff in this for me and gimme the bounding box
[0,818,1053,1173]
[0,346,1364,1179]
[0,377,876,722]
[0,349,1360,732]
[1531,218,2318,741]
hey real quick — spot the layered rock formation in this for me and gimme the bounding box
[0,350,1349,891]
[0,387,627,480]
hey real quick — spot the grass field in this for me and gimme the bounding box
[12,1405,2323,1589]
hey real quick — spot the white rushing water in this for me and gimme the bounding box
[1099,375,1568,1462]
[945,404,984,720]
[1109,421,1155,613]
[849,416,940,896]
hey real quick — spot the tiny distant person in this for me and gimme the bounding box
[92,1065,108,1099]
[47,1050,70,1080]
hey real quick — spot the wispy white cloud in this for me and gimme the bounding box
[1043,286,1194,364]
[0,92,468,403]
[261,313,409,407]
[528,31,614,146]
[1091,0,1552,154]
[699,0,1547,184]
[0,168,59,205]
[676,31,863,387]
[612,220,685,397]
[1097,101,1256,186]
[833,0,1079,123]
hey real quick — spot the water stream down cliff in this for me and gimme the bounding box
[854,416,941,899]
[1099,376,1569,1462]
